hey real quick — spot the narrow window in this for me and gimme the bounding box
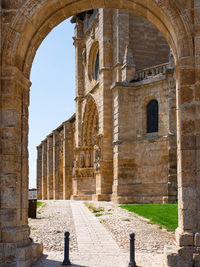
[147,100,158,133]
[94,51,99,80]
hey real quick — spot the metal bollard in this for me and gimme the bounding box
[128,232,136,267]
[62,232,71,265]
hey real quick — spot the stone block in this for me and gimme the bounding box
[181,149,196,171]
[194,253,200,267]
[195,233,200,247]
[179,187,197,210]
[3,243,16,262]
[175,228,194,247]
[177,259,193,267]
[178,246,194,262]
[163,246,178,266]
[16,242,43,266]
[31,243,43,261]
[0,208,17,228]
[16,246,31,261]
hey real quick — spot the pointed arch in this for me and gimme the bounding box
[82,94,99,148]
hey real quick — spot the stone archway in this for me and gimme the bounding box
[0,1,199,266]
[72,95,100,199]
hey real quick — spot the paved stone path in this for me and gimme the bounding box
[70,201,127,266]
[34,201,127,266]
[33,201,164,266]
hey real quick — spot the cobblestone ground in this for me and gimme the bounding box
[86,201,175,254]
[30,200,175,266]
[29,200,78,252]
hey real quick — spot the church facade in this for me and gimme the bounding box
[37,8,177,204]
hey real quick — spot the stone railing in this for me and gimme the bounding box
[134,62,172,81]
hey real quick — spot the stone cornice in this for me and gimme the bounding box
[36,144,42,149]
[110,74,169,91]
[113,134,173,146]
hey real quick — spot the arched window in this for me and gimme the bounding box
[94,51,99,80]
[147,100,158,133]
[88,42,99,82]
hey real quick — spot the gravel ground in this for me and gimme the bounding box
[29,200,78,252]
[29,200,175,256]
[85,201,176,254]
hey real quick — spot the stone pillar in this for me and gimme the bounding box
[53,130,59,199]
[167,72,177,203]
[47,135,53,199]
[63,122,73,199]
[36,144,42,200]
[59,130,64,200]
[73,21,84,148]
[41,139,47,200]
[92,9,113,202]
[164,55,200,266]
[0,66,43,265]
[121,45,136,82]
[112,9,130,82]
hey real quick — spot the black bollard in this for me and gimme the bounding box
[62,232,71,265]
[128,232,136,267]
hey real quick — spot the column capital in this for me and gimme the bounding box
[52,129,59,134]
[41,139,47,145]
[47,133,53,139]
[37,144,42,150]
[1,66,32,89]
[47,134,53,151]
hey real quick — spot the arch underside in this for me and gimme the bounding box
[2,0,193,79]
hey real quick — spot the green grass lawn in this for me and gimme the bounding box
[37,201,43,209]
[120,204,178,232]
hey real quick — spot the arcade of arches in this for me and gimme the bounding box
[0,1,200,266]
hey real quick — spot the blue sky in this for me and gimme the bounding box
[29,18,75,188]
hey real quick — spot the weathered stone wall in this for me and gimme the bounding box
[130,14,170,70]
[71,8,172,202]
[39,9,175,203]
[1,1,199,266]
[42,140,47,200]
[47,135,53,199]
[112,10,170,82]
[63,121,74,199]
[36,145,42,200]
[37,116,75,201]
[111,72,177,203]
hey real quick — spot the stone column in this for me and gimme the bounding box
[176,64,200,263]
[59,130,64,200]
[36,144,42,200]
[53,130,59,199]
[92,9,113,201]
[47,135,53,199]
[112,9,129,82]
[42,139,47,200]
[0,66,43,265]
[73,21,84,148]
[63,122,73,199]
[164,55,200,266]
[167,72,177,203]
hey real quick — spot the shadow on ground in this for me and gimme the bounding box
[33,254,89,267]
